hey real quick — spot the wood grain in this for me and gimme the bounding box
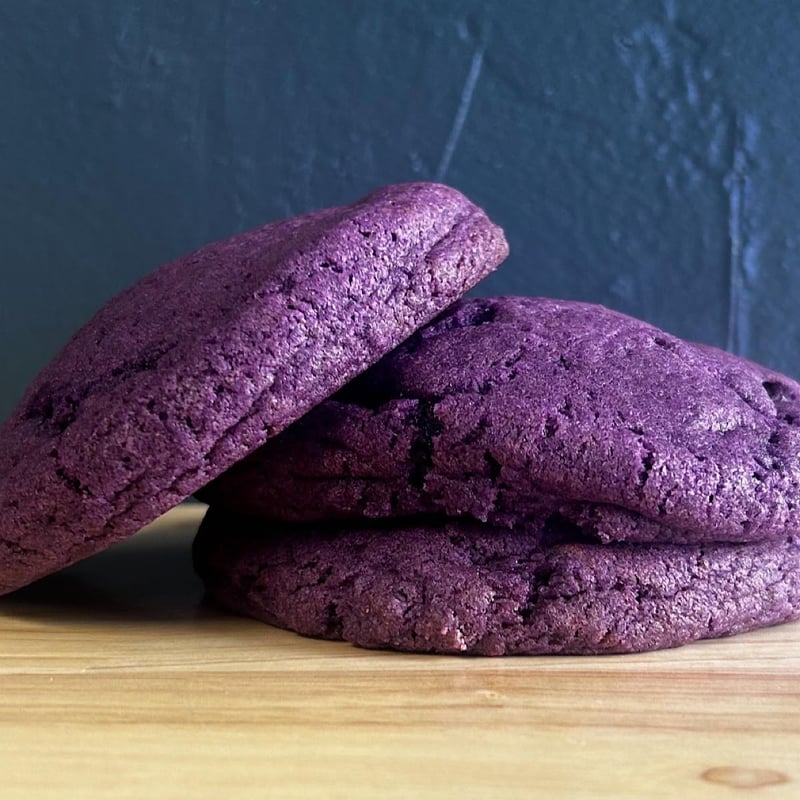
[1,504,798,799]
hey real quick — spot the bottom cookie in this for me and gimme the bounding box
[193,509,800,655]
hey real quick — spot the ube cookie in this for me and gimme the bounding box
[200,296,800,545]
[193,508,800,655]
[0,183,508,595]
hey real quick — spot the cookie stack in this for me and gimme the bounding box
[195,296,800,654]
[1,183,798,655]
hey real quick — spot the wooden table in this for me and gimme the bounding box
[1,504,798,799]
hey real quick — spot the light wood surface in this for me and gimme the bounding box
[1,504,798,799]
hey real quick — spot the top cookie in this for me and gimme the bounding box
[0,183,508,594]
[201,296,800,544]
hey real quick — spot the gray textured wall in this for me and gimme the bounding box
[2,1,800,420]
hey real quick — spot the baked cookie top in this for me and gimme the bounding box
[202,296,800,544]
[0,183,508,594]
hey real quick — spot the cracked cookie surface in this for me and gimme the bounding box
[201,296,800,544]
[0,183,508,594]
[193,508,800,655]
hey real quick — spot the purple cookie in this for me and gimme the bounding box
[0,183,508,594]
[201,296,800,545]
[193,508,800,655]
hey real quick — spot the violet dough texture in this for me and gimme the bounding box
[193,508,800,655]
[0,183,508,595]
[201,296,800,545]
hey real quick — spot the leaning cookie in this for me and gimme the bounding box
[193,508,800,655]
[200,296,800,545]
[0,183,508,595]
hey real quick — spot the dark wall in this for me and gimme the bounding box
[3,0,800,419]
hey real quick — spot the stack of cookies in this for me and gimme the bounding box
[196,296,800,654]
[1,183,798,655]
